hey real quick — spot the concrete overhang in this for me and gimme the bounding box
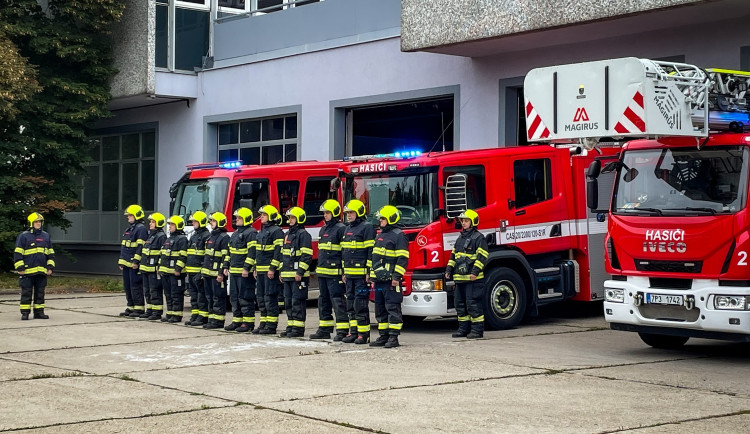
[402,0,744,56]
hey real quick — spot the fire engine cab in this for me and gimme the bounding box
[338,144,617,329]
[525,57,750,347]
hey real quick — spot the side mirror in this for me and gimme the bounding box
[586,160,601,211]
[330,177,341,193]
[433,208,445,220]
[169,183,178,199]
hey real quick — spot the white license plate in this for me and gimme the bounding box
[646,293,683,305]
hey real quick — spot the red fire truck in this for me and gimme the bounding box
[525,57,750,347]
[169,160,341,271]
[337,145,618,329]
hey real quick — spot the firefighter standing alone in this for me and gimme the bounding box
[445,209,489,339]
[369,205,409,348]
[118,204,149,318]
[14,213,54,320]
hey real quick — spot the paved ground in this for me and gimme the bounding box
[1,292,750,433]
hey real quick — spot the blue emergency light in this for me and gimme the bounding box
[344,150,423,162]
[220,160,242,169]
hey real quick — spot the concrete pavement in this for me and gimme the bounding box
[1,292,750,433]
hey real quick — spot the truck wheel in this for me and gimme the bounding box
[484,268,527,330]
[637,333,689,349]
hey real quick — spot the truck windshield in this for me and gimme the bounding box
[345,172,437,227]
[613,146,749,216]
[171,178,229,218]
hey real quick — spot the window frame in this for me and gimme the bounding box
[217,113,298,165]
[513,158,553,209]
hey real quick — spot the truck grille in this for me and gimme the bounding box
[638,304,700,322]
[634,259,702,273]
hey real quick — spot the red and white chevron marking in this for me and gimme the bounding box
[525,101,550,140]
[614,91,646,134]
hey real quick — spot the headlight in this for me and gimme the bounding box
[714,295,750,310]
[605,288,625,303]
[411,279,444,292]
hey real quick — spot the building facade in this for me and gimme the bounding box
[52,0,750,272]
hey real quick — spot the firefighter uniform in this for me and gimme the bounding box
[160,216,188,323]
[14,213,54,320]
[309,200,348,341]
[186,211,211,326]
[253,205,284,335]
[202,212,230,329]
[369,206,409,348]
[222,207,258,332]
[140,213,167,320]
[341,200,375,344]
[446,209,489,339]
[119,204,149,318]
[279,207,313,338]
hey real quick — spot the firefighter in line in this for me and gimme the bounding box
[159,216,188,323]
[140,213,167,320]
[14,212,54,320]
[185,211,211,326]
[445,209,489,339]
[118,204,149,318]
[222,207,258,333]
[252,205,284,335]
[369,205,409,348]
[309,199,348,341]
[279,207,313,338]
[202,212,230,329]
[340,199,375,344]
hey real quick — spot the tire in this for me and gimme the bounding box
[638,332,689,349]
[483,267,527,330]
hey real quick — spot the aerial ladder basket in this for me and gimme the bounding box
[524,57,750,149]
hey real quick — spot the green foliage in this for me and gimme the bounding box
[0,0,124,271]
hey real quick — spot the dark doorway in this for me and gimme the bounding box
[347,97,454,156]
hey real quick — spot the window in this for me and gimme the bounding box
[83,131,157,212]
[347,97,454,156]
[277,180,299,225]
[514,158,552,208]
[217,114,298,165]
[443,166,487,210]
[156,0,210,72]
[303,178,331,226]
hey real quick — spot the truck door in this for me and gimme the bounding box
[441,164,489,259]
[506,154,569,254]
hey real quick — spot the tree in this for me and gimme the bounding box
[0,0,124,270]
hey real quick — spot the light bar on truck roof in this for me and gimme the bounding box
[186,160,243,171]
[343,150,422,162]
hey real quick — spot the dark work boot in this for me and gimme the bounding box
[251,322,265,334]
[466,332,483,339]
[139,309,152,319]
[189,316,207,327]
[288,327,305,338]
[384,335,400,348]
[369,334,389,347]
[168,316,182,323]
[258,323,277,334]
[185,314,198,326]
[204,319,222,330]
[354,333,370,345]
[333,331,347,342]
[341,333,358,343]
[236,322,254,333]
[119,308,133,317]
[309,330,331,340]
[33,310,49,320]
[452,330,469,338]
[452,321,470,338]
[128,310,144,319]
[224,322,240,331]
[161,314,171,323]
[21,312,29,321]
[148,312,162,321]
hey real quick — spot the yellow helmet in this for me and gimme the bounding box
[124,204,144,220]
[376,205,400,225]
[233,207,253,226]
[189,211,208,228]
[210,212,227,228]
[457,209,479,227]
[285,206,307,225]
[147,212,166,228]
[343,199,366,218]
[319,199,341,218]
[27,212,44,227]
[258,205,280,223]
[167,215,185,231]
